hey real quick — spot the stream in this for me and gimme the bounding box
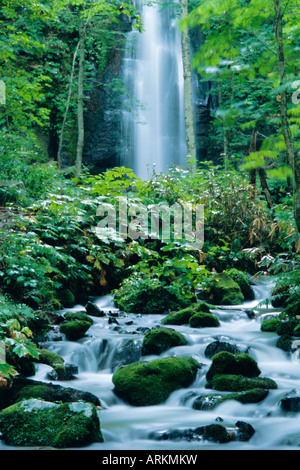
[5,277,300,451]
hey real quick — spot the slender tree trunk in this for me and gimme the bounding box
[249,128,257,195]
[258,168,274,210]
[223,129,230,170]
[248,127,273,209]
[274,0,300,232]
[180,0,196,173]
[217,78,230,170]
[57,41,80,170]
[75,14,85,179]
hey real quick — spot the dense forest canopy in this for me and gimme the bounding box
[0,0,299,384]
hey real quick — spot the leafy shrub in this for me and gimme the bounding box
[0,296,39,378]
[113,273,192,314]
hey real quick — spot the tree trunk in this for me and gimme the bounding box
[258,168,274,210]
[274,0,300,232]
[75,14,85,179]
[217,78,231,170]
[249,128,257,195]
[57,41,80,170]
[180,0,196,173]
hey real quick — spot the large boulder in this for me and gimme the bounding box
[0,398,103,447]
[60,320,91,341]
[188,311,220,328]
[112,356,201,406]
[207,374,278,392]
[142,327,187,355]
[0,377,101,410]
[192,389,269,410]
[206,351,261,382]
[201,273,244,305]
[204,351,278,392]
[225,269,255,301]
[204,340,250,358]
[161,302,212,326]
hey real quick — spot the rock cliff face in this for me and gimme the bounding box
[83,49,123,173]
[83,18,132,173]
[82,23,214,174]
[190,27,217,164]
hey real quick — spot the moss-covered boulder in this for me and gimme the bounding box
[206,351,261,382]
[276,319,300,336]
[58,289,75,308]
[85,301,106,317]
[0,398,103,447]
[64,311,94,325]
[189,311,220,328]
[193,388,269,410]
[276,334,292,352]
[260,317,281,333]
[207,374,278,392]
[204,340,250,358]
[37,349,66,380]
[60,320,91,341]
[202,273,244,305]
[1,377,101,410]
[161,302,211,326]
[112,356,201,406]
[198,424,231,443]
[225,269,255,301]
[142,328,187,355]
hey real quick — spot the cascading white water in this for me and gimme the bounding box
[120,0,187,179]
[7,279,300,451]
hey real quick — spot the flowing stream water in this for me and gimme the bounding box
[6,278,300,451]
[120,0,186,179]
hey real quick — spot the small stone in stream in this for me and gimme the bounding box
[85,301,106,317]
[281,395,300,412]
[46,363,78,381]
[235,421,255,441]
[108,317,119,325]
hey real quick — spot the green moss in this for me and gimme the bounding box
[207,374,278,392]
[193,388,269,409]
[200,424,231,443]
[225,269,255,300]
[189,311,220,328]
[276,319,298,336]
[112,356,201,406]
[58,289,75,308]
[161,302,211,326]
[206,351,261,382]
[260,317,281,332]
[37,349,66,379]
[64,311,94,325]
[9,377,101,407]
[60,320,91,341]
[142,327,187,355]
[205,273,244,305]
[276,334,292,352]
[0,399,103,447]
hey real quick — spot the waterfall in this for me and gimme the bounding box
[120,0,187,180]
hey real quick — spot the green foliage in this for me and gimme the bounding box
[113,272,192,314]
[0,296,39,379]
